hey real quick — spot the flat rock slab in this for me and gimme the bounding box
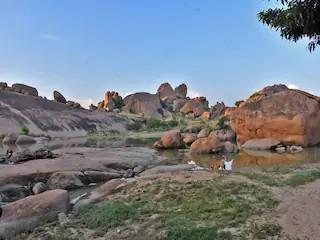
[0,147,159,186]
[242,138,280,150]
[0,189,70,238]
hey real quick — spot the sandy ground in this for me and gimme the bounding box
[274,180,320,240]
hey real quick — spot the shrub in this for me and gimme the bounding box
[20,126,29,135]
[215,116,229,130]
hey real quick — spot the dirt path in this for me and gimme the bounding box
[275,180,320,240]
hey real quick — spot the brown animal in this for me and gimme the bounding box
[210,160,225,170]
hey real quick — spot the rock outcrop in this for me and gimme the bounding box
[123,92,168,118]
[180,97,209,118]
[225,84,320,146]
[157,83,176,103]
[174,84,187,98]
[11,83,38,96]
[53,90,67,104]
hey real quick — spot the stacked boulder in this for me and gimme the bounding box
[104,91,123,112]
[53,90,82,109]
[0,82,38,96]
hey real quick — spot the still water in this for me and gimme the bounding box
[1,137,320,169]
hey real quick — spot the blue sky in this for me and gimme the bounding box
[0,0,319,108]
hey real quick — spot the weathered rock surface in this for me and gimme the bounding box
[0,147,159,186]
[242,138,281,150]
[123,92,168,118]
[0,190,70,238]
[180,97,209,117]
[83,170,122,183]
[0,91,129,137]
[183,133,197,145]
[157,83,176,103]
[223,141,238,153]
[75,179,126,207]
[32,182,47,195]
[210,102,226,119]
[161,130,183,149]
[212,129,235,142]
[15,135,36,145]
[53,90,67,104]
[11,83,38,96]
[11,148,55,163]
[197,128,211,138]
[47,171,88,190]
[226,85,320,146]
[174,83,187,98]
[190,135,223,154]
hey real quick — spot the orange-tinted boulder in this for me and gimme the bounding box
[157,82,176,103]
[180,97,209,118]
[161,130,183,149]
[225,84,320,146]
[183,133,197,145]
[190,135,223,154]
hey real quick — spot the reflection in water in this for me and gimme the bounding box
[1,136,320,169]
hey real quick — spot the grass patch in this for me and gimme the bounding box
[20,126,29,135]
[241,172,284,187]
[251,222,282,239]
[72,201,142,231]
[284,170,320,187]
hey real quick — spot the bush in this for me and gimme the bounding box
[215,116,229,130]
[146,118,179,131]
[20,127,29,135]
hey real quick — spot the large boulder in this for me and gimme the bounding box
[157,82,176,103]
[53,90,67,104]
[183,133,198,145]
[225,84,320,146]
[0,190,70,238]
[174,83,187,98]
[104,91,116,111]
[180,97,209,118]
[0,82,8,90]
[242,138,281,150]
[11,83,38,96]
[210,102,226,119]
[173,99,188,112]
[47,171,88,190]
[161,130,183,149]
[190,135,223,154]
[83,170,122,183]
[123,92,167,118]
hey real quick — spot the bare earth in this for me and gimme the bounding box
[275,180,320,240]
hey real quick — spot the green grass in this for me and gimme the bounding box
[69,180,278,239]
[241,172,284,187]
[284,170,320,187]
[251,222,282,239]
[20,126,29,135]
[72,201,143,231]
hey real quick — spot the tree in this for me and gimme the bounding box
[258,0,320,51]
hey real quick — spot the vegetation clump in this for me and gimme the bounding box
[20,126,29,135]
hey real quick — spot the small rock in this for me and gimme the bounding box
[32,182,47,195]
[275,146,286,153]
[53,90,67,104]
[47,171,88,190]
[11,148,55,163]
[224,141,238,153]
[183,133,197,145]
[289,145,303,154]
[242,138,281,150]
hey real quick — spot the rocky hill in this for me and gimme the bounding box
[0,89,129,137]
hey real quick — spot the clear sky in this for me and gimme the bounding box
[0,0,319,108]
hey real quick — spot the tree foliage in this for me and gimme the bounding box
[258,0,320,51]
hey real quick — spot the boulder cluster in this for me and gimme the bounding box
[93,82,226,119]
[153,127,238,155]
